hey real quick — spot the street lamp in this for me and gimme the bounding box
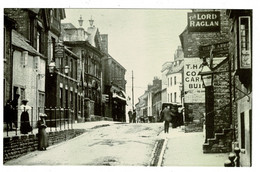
[200,64,213,87]
[48,60,70,75]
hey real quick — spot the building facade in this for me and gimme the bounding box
[102,55,127,122]
[62,18,104,121]
[227,9,252,166]
[179,9,231,133]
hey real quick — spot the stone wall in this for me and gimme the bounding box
[3,129,86,163]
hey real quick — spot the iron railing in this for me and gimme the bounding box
[3,107,74,137]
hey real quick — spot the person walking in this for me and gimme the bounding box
[128,110,133,123]
[20,99,32,134]
[162,106,173,134]
[37,113,48,151]
[132,109,136,123]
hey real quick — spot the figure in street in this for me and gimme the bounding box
[37,113,48,151]
[128,110,133,123]
[4,100,13,130]
[162,106,173,133]
[20,99,32,134]
[11,94,20,129]
[132,109,136,123]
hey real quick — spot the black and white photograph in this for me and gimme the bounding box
[1,0,258,170]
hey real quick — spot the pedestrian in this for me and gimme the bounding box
[37,113,48,151]
[11,94,20,129]
[132,109,136,123]
[162,106,173,133]
[128,110,133,123]
[20,99,32,134]
[4,100,13,130]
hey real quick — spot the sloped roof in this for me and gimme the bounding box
[62,23,77,29]
[166,60,184,75]
[12,30,44,57]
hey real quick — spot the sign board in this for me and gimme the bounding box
[199,41,229,58]
[184,58,205,103]
[188,11,220,32]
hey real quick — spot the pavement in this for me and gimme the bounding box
[158,126,229,167]
[3,120,122,137]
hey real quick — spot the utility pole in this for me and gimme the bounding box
[132,70,134,110]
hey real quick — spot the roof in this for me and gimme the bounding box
[12,30,44,57]
[166,60,184,75]
[62,23,77,29]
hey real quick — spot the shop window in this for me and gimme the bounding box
[239,16,251,69]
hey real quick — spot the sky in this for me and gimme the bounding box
[62,9,190,105]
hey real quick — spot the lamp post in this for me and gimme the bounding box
[199,59,215,143]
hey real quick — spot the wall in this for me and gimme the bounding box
[13,50,39,128]
[3,129,86,163]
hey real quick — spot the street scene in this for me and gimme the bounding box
[3,7,252,167]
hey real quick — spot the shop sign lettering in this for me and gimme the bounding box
[188,12,220,32]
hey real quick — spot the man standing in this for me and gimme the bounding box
[128,110,133,123]
[162,106,173,133]
[132,109,136,123]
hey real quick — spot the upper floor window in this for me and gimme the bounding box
[170,77,172,86]
[239,16,251,69]
[174,76,177,85]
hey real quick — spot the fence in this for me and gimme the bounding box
[3,107,74,137]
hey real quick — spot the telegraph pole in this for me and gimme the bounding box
[132,70,134,110]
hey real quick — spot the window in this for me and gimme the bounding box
[170,93,172,102]
[170,77,172,86]
[70,91,73,107]
[174,92,177,103]
[34,56,40,70]
[21,51,28,67]
[60,88,63,107]
[239,16,251,69]
[20,88,25,103]
[240,112,245,149]
[174,76,177,85]
[38,92,45,113]
[70,59,73,78]
[50,38,55,60]
[36,31,40,52]
[168,78,169,87]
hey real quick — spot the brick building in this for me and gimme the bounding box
[179,9,231,133]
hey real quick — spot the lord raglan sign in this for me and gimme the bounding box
[188,11,220,32]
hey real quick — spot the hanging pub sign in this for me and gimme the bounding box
[199,41,229,58]
[188,11,220,32]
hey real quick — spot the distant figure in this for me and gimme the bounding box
[20,99,32,134]
[128,110,133,123]
[11,94,20,128]
[4,100,13,130]
[132,109,136,123]
[162,106,173,133]
[37,113,48,151]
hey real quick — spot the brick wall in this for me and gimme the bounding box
[4,9,31,42]
[213,59,232,133]
[3,129,86,163]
